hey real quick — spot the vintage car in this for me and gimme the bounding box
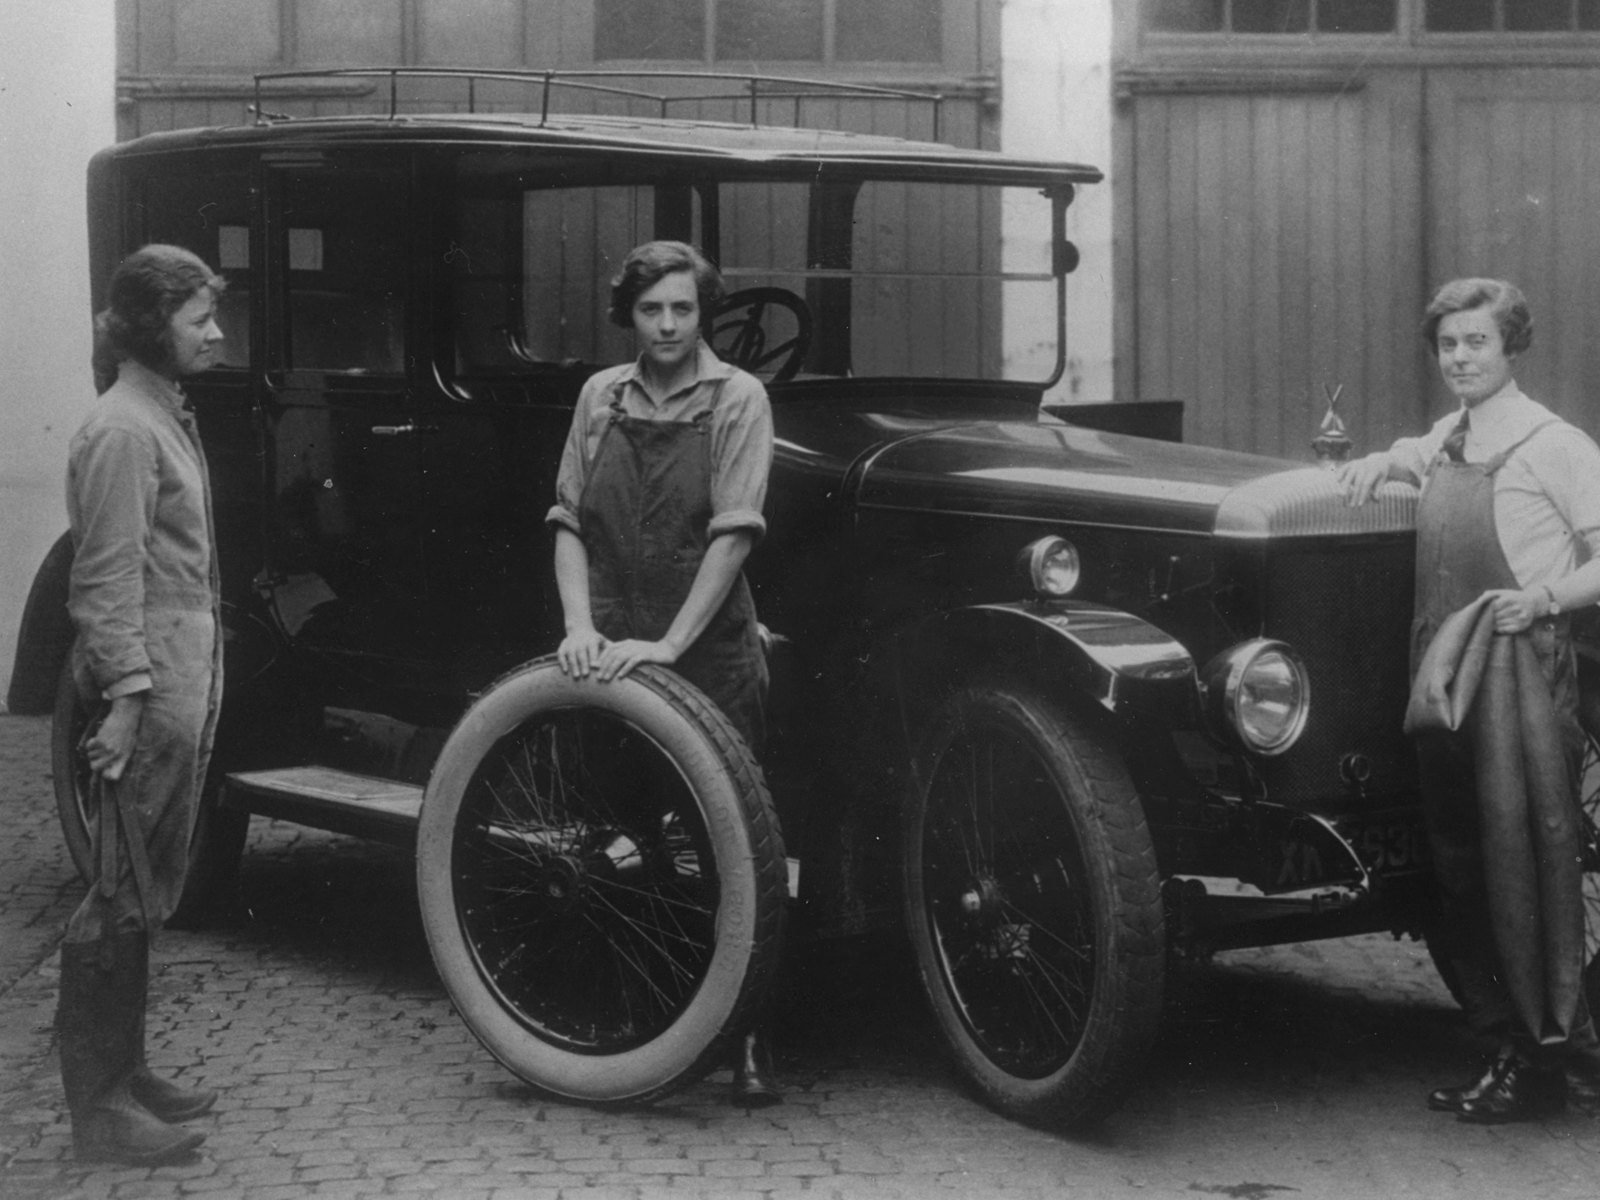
[11,67,1599,1129]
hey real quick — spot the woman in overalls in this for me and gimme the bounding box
[1339,278,1600,1123]
[59,244,227,1163]
[548,239,778,1103]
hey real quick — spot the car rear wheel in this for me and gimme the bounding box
[416,658,787,1105]
[51,660,247,925]
[902,685,1165,1127]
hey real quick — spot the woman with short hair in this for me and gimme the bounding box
[58,243,227,1163]
[549,239,781,1103]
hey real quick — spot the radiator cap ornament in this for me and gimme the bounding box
[1312,382,1352,468]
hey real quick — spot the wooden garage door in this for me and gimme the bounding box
[1126,73,1430,460]
[1424,68,1600,438]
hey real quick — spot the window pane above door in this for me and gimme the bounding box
[1505,0,1577,30]
[1321,0,1397,31]
[837,0,943,61]
[716,0,824,61]
[595,0,704,60]
[1147,0,1225,31]
[1233,0,1311,32]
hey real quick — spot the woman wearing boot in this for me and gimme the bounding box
[58,243,227,1163]
[549,239,782,1106]
[1338,278,1600,1123]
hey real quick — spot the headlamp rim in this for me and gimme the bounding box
[1203,637,1310,757]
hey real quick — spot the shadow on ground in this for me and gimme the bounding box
[202,824,1471,1127]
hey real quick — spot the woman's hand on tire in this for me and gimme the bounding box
[596,638,678,681]
[557,628,608,678]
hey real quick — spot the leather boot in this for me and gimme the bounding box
[1428,1046,1514,1113]
[129,1066,217,1124]
[123,934,217,1122]
[58,938,205,1164]
[1455,1050,1565,1125]
[729,1029,783,1108]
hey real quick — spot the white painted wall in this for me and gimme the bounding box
[1000,0,1114,405]
[0,4,116,706]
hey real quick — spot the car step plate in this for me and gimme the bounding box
[224,766,423,847]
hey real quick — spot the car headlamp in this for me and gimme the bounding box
[1019,536,1080,599]
[1201,639,1310,756]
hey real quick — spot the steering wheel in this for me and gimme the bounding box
[710,288,813,383]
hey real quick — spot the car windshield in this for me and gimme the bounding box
[448,153,1061,385]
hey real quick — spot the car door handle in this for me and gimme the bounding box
[370,423,436,436]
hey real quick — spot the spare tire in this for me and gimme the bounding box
[416,657,787,1105]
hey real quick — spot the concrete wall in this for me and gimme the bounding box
[0,4,116,705]
[1000,0,1114,405]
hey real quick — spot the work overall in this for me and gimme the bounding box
[58,387,222,1161]
[1411,419,1597,1062]
[576,384,779,1103]
[577,387,767,751]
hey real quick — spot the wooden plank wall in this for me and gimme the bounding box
[119,0,990,147]
[1425,68,1600,439]
[1128,66,1600,458]
[1128,75,1429,461]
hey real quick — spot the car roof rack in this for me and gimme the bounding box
[252,67,947,142]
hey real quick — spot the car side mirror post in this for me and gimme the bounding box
[1042,185,1078,392]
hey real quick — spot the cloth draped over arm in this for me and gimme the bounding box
[1406,598,1585,1043]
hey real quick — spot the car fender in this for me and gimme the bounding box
[879,600,1201,732]
[8,532,75,715]
[7,531,285,717]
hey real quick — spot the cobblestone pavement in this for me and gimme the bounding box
[3,712,1600,1200]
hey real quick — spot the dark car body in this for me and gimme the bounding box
[15,70,1478,1126]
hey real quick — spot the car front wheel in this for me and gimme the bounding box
[903,685,1165,1127]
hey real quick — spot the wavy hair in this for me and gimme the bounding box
[1421,277,1532,357]
[92,243,226,392]
[606,240,724,330]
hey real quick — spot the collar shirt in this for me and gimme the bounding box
[66,360,217,698]
[548,342,773,542]
[1387,381,1600,589]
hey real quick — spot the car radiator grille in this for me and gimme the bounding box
[1252,537,1419,809]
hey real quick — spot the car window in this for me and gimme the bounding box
[452,184,654,372]
[137,168,253,371]
[276,168,407,377]
[446,158,1057,386]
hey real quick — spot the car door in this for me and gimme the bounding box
[260,156,431,698]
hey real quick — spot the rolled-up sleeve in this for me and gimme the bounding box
[67,424,156,696]
[707,373,773,542]
[1554,432,1600,563]
[546,377,607,536]
[1386,432,1436,484]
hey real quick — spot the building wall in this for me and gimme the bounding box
[1114,1,1600,460]
[0,4,116,705]
[999,0,1115,405]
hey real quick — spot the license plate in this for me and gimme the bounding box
[1346,813,1431,875]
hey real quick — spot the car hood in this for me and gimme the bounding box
[847,418,1417,537]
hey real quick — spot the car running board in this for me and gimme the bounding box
[224,765,804,892]
[224,766,423,848]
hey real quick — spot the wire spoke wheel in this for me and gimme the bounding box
[453,708,720,1052]
[418,659,786,1105]
[920,725,1097,1076]
[903,686,1164,1127]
